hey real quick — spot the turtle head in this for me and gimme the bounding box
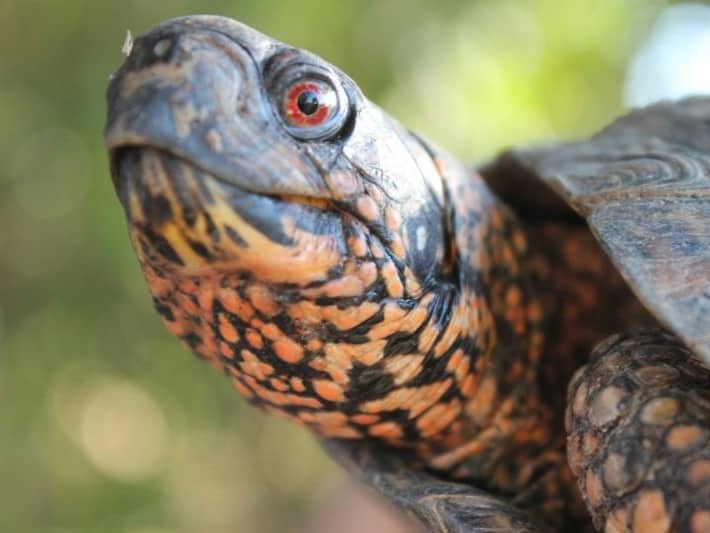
[106,16,490,444]
[106,15,450,288]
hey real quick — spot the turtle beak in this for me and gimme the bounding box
[105,22,330,205]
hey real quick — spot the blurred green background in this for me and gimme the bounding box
[0,0,696,531]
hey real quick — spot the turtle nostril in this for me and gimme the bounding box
[153,38,173,59]
[118,33,181,71]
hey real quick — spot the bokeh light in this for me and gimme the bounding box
[76,378,169,482]
[625,3,710,107]
[0,1,697,532]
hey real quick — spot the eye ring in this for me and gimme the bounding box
[269,63,349,141]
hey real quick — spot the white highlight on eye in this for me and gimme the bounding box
[416,226,427,251]
[122,30,134,58]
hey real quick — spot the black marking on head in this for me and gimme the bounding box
[224,225,248,247]
[144,194,173,225]
[183,207,197,227]
[188,239,212,259]
[182,332,202,349]
[142,225,184,265]
[153,297,175,321]
[160,151,205,230]
[226,191,296,247]
[202,211,220,244]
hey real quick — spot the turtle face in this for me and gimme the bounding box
[107,15,449,288]
[107,16,475,444]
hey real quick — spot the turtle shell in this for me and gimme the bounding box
[482,97,710,365]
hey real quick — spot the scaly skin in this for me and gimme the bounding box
[567,329,710,531]
[105,16,710,531]
[115,146,564,500]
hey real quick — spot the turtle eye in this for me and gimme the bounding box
[283,79,337,128]
[270,65,349,141]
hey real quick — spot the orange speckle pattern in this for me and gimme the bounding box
[273,338,304,364]
[369,421,404,439]
[116,111,688,531]
[245,329,264,349]
[218,314,239,343]
[313,380,345,402]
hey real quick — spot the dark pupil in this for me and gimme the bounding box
[297,90,320,115]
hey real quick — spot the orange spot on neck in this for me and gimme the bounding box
[313,380,345,402]
[273,338,304,363]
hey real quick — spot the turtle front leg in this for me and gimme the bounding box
[566,328,710,532]
[324,439,552,533]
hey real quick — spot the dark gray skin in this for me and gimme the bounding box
[106,15,710,533]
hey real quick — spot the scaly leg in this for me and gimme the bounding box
[566,328,710,532]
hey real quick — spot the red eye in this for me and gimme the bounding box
[270,65,349,140]
[283,80,337,128]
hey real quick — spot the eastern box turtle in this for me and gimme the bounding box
[105,16,710,532]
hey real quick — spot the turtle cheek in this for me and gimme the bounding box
[220,203,349,286]
[112,146,221,271]
[112,143,349,284]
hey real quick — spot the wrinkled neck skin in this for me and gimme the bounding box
[128,132,548,492]
[422,152,550,485]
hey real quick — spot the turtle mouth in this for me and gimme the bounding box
[110,143,333,212]
[112,145,348,283]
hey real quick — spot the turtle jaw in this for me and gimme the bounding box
[112,144,348,285]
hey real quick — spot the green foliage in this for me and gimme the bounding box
[0,1,669,531]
